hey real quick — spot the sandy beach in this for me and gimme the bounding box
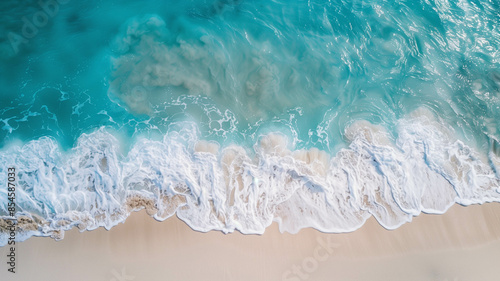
[2,1,500,281]
[1,202,500,281]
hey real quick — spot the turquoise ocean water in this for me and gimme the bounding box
[1,0,500,243]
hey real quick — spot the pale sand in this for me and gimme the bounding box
[2,203,500,281]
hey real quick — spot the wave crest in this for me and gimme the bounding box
[1,108,499,246]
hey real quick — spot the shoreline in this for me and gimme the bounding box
[1,202,500,280]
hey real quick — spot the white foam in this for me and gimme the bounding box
[0,108,499,245]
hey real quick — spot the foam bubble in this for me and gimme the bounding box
[0,108,499,245]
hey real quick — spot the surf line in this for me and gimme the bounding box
[6,167,16,274]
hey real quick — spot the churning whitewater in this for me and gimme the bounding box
[1,0,500,244]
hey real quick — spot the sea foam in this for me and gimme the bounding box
[1,0,500,246]
[1,107,499,245]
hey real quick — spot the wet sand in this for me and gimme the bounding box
[1,203,500,281]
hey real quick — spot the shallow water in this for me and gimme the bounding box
[0,0,499,244]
